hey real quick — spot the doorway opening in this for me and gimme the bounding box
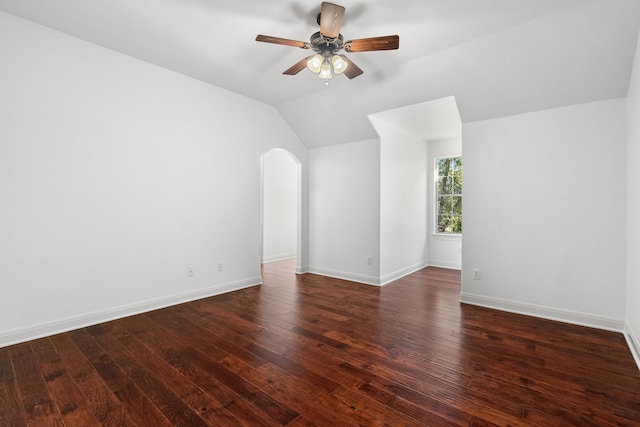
[260,149,301,275]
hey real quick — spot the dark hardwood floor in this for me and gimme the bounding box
[1,259,639,426]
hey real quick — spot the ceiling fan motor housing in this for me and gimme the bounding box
[310,31,344,56]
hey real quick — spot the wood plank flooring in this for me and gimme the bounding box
[1,259,639,426]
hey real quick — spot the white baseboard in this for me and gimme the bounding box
[0,277,261,349]
[460,292,625,332]
[307,266,382,286]
[261,253,296,263]
[379,260,430,286]
[428,259,461,270]
[307,260,430,287]
[625,323,640,372]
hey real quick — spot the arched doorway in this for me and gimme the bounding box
[260,149,301,273]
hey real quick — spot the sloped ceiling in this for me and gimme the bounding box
[370,97,461,141]
[0,0,639,148]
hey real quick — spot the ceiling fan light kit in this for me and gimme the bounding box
[256,2,399,83]
[306,52,347,81]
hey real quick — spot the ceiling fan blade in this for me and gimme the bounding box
[319,2,345,39]
[283,57,312,75]
[340,55,363,79]
[344,35,400,52]
[256,35,311,49]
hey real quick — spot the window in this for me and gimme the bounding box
[435,156,462,234]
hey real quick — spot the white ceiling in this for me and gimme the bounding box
[1,0,639,148]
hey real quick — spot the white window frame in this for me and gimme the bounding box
[434,156,462,236]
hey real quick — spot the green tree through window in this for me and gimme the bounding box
[436,156,462,234]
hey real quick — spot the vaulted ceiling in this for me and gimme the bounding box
[1,0,639,148]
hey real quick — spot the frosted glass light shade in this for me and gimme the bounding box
[307,54,323,73]
[331,55,348,74]
[318,62,333,79]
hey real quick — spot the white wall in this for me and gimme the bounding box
[428,137,463,270]
[0,12,308,347]
[626,30,640,367]
[461,99,627,331]
[262,149,298,263]
[308,139,381,285]
[372,119,429,284]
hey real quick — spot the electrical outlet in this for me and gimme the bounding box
[217,262,223,272]
[473,269,481,280]
[367,256,373,265]
[188,266,194,277]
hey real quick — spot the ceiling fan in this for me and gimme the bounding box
[256,2,399,82]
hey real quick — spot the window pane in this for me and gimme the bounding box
[438,176,453,195]
[436,197,445,216]
[450,215,462,233]
[437,158,451,177]
[438,196,455,215]
[452,157,462,172]
[453,171,462,194]
[437,215,450,233]
[437,214,462,234]
[448,196,457,213]
[452,196,462,215]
